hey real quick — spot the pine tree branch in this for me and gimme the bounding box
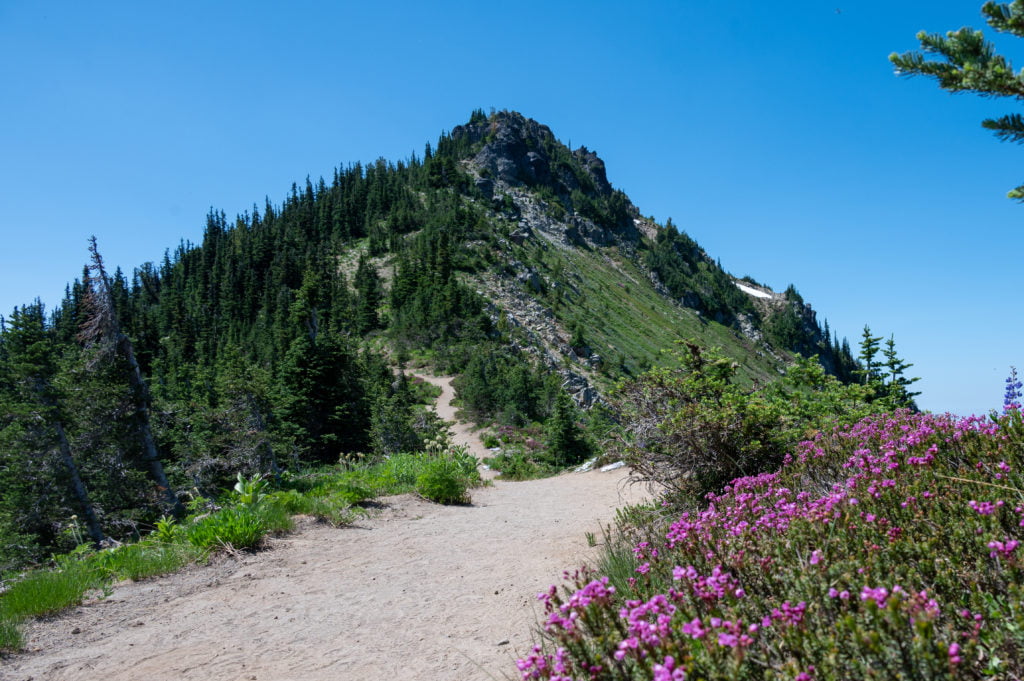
[983,1,1024,37]
[983,113,1024,142]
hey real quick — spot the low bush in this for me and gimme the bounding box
[485,450,557,481]
[613,343,880,504]
[416,455,475,504]
[517,409,1024,680]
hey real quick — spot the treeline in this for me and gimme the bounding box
[0,134,498,568]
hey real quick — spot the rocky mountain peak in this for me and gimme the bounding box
[451,110,613,199]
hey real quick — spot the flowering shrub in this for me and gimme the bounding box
[519,409,1024,679]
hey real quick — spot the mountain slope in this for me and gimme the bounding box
[0,108,858,566]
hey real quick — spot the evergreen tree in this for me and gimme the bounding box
[277,333,369,464]
[544,391,592,467]
[855,325,884,391]
[368,371,421,457]
[354,254,383,334]
[882,335,921,409]
[0,303,107,565]
[891,1,1024,199]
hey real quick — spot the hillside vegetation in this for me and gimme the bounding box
[1,109,896,572]
[518,367,1023,680]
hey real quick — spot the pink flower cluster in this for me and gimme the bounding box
[517,409,1023,678]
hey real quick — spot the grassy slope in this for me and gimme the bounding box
[499,234,789,390]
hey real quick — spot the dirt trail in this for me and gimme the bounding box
[417,374,495,477]
[2,375,645,681]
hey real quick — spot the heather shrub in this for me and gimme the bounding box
[520,409,1024,680]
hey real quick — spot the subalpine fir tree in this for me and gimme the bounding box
[855,325,884,393]
[882,335,921,409]
[0,303,106,563]
[354,253,383,334]
[544,391,592,467]
[891,1,1024,199]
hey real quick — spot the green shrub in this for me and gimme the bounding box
[186,507,266,551]
[485,450,555,480]
[307,495,360,526]
[416,456,472,504]
[612,342,786,502]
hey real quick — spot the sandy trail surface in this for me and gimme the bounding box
[2,374,645,681]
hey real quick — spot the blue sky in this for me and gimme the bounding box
[1,1,1020,416]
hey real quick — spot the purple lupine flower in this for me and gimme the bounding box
[1005,366,1022,413]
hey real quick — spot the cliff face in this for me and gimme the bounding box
[452,111,612,197]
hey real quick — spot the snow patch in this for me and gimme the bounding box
[735,282,773,299]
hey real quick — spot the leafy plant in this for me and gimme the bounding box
[232,472,269,506]
[153,515,183,543]
[415,455,474,504]
[186,507,266,551]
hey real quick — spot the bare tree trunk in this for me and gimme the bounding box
[118,333,186,518]
[53,419,106,546]
[80,237,185,518]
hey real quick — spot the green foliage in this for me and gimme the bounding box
[613,342,786,502]
[277,333,371,464]
[186,506,266,552]
[891,1,1024,199]
[369,372,434,457]
[0,616,22,652]
[232,472,269,506]
[153,515,183,543]
[0,561,106,622]
[251,502,294,535]
[86,540,200,582]
[763,354,878,442]
[484,450,557,480]
[855,326,920,409]
[643,220,754,323]
[544,391,594,467]
[415,454,476,504]
[453,344,560,425]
